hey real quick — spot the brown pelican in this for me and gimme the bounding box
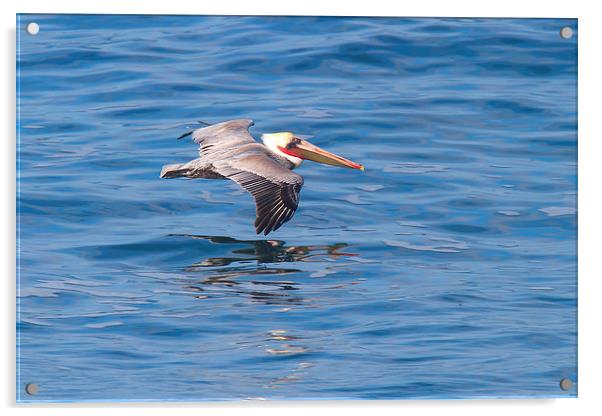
[160,119,364,235]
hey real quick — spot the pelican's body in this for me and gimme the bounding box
[161,119,364,235]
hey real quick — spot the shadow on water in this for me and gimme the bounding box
[167,234,360,306]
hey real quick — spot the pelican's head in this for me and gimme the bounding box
[262,132,364,171]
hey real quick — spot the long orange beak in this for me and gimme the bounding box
[292,139,365,171]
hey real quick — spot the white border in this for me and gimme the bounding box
[0,0,585,17]
[3,0,601,415]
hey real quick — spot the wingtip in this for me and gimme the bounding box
[254,223,273,236]
[176,130,193,140]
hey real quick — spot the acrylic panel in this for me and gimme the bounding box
[16,15,577,402]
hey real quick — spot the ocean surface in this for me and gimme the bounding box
[16,15,577,402]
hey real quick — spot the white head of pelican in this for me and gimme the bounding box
[261,132,365,171]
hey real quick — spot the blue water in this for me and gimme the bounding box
[16,15,577,402]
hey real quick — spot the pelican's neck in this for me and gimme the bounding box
[261,133,303,169]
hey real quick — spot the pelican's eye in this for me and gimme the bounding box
[287,137,301,149]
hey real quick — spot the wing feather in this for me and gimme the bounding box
[184,119,256,156]
[214,153,303,235]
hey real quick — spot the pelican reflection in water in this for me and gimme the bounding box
[161,119,364,235]
[171,234,360,305]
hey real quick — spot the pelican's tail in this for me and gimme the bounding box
[160,163,191,179]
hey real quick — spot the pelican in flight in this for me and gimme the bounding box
[160,119,364,235]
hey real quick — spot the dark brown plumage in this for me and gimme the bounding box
[161,119,303,235]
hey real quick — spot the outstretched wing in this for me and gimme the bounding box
[178,119,256,156]
[214,153,304,235]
